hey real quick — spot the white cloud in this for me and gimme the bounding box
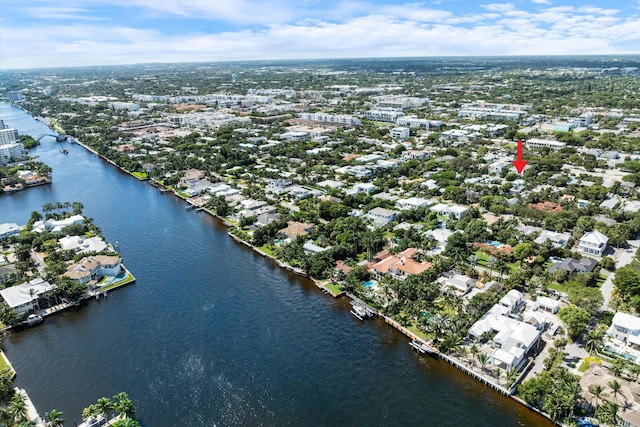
[1,0,639,69]
[532,0,551,5]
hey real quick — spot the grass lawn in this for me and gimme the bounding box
[548,282,568,293]
[474,250,519,274]
[177,191,190,199]
[324,282,344,296]
[132,171,148,180]
[407,323,427,340]
[258,244,276,257]
[0,353,8,371]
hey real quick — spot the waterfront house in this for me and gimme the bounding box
[179,169,205,187]
[0,278,54,315]
[578,230,609,257]
[32,215,84,233]
[369,248,432,281]
[580,365,640,427]
[468,304,541,371]
[0,223,20,241]
[64,255,122,285]
[58,235,108,254]
[278,221,314,243]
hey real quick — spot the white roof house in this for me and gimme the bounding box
[437,274,476,295]
[499,289,523,311]
[58,235,108,254]
[534,230,571,248]
[607,312,640,344]
[0,278,54,314]
[469,303,541,370]
[536,296,560,314]
[578,230,609,257]
[396,197,431,211]
[0,223,20,241]
[366,207,398,227]
[32,215,84,233]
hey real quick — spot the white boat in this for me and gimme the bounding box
[350,305,369,320]
[24,314,43,326]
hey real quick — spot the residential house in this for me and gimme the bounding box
[534,230,571,248]
[0,264,18,284]
[396,197,431,211]
[366,207,398,227]
[278,221,314,243]
[499,289,523,312]
[64,255,122,284]
[535,296,560,314]
[468,304,541,371]
[369,248,432,281]
[32,215,84,233]
[58,235,108,254]
[179,169,205,187]
[578,230,609,257]
[548,257,598,275]
[607,312,640,347]
[0,223,20,241]
[0,278,54,315]
[437,273,476,295]
[303,241,329,255]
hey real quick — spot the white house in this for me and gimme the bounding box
[366,207,398,227]
[390,127,410,141]
[0,278,54,315]
[396,197,431,211]
[0,223,20,241]
[499,289,523,312]
[534,230,571,248]
[32,215,84,233]
[578,230,609,257]
[536,296,560,314]
[607,312,640,344]
[437,274,476,295]
[58,235,108,254]
[468,304,541,370]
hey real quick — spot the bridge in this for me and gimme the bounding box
[36,133,69,142]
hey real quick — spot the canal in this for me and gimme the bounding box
[0,103,552,426]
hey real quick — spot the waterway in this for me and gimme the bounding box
[0,103,553,426]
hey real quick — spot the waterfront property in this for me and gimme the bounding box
[0,278,54,315]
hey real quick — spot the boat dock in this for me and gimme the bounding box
[410,339,439,356]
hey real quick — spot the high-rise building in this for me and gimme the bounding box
[0,128,20,145]
[7,91,24,103]
[0,142,27,164]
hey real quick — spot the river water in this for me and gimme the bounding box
[0,103,551,426]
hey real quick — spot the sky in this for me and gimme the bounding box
[1,0,639,69]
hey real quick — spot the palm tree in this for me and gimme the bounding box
[478,353,489,373]
[114,392,136,420]
[611,358,627,378]
[96,397,115,421]
[506,367,518,388]
[608,379,625,403]
[10,393,28,424]
[470,343,480,367]
[589,383,604,415]
[82,404,101,421]
[46,408,65,427]
[599,400,619,426]
[487,256,497,276]
[585,331,603,355]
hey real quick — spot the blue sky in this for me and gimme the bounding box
[1,0,639,69]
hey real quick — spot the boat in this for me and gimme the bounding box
[350,304,370,321]
[410,339,439,356]
[24,314,43,326]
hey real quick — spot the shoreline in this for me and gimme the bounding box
[22,107,558,426]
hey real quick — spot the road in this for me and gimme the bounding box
[600,237,640,310]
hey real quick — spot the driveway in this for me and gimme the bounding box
[600,237,640,310]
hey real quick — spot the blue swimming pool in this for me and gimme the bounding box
[363,280,376,289]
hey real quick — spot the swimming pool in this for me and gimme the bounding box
[363,280,377,289]
[487,240,502,247]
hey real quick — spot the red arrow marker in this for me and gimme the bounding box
[512,140,527,174]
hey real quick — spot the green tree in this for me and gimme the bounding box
[114,392,136,420]
[513,242,535,267]
[567,286,603,316]
[46,408,65,427]
[557,306,591,340]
